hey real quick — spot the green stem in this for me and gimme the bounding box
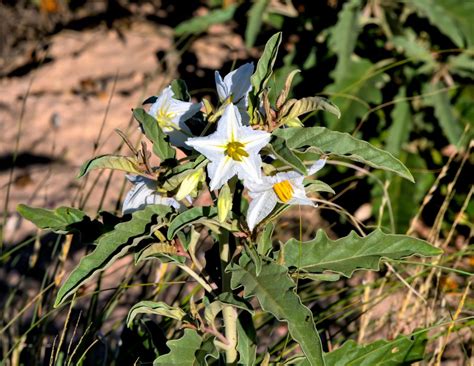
[218,230,238,364]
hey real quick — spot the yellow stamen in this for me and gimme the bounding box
[273,180,294,203]
[225,141,249,161]
[156,109,176,130]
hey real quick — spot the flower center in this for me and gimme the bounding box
[225,141,249,161]
[156,109,176,131]
[273,180,294,203]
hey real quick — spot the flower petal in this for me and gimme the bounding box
[239,126,271,151]
[208,156,236,191]
[308,159,326,175]
[223,63,254,103]
[215,70,229,102]
[217,104,242,141]
[246,190,277,231]
[236,152,263,182]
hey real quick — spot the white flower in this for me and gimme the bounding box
[185,103,270,191]
[122,175,182,214]
[245,160,326,231]
[148,86,201,147]
[215,63,253,113]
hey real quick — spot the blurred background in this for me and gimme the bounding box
[0,0,472,365]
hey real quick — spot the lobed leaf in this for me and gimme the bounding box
[324,331,427,365]
[133,108,176,161]
[283,229,442,278]
[127,301,186,327]
[274,126,414,182]
[328,0,362,82]
[154,329,202,365]
[54,205,171,307]
[77,154,143,178]
[17,205,87,234]
[229,256,326,366]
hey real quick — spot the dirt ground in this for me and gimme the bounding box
[0,11,247,244]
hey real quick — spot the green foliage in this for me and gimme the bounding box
[127,301,186,327]
[133,108,176,160]
[230,255,326,365]
[274,127,414,182]
[17,205,87,234]
[54,205,172,307]
[283,229,442,278]
[267,135,307,175]
[77,154,143,178]
[153,329,203,365]
[325,331,427,365]
[245,0,270,48]
[174,5,237,36]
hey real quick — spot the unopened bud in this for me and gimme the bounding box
[176,168,204,200]
[217,183,232,223]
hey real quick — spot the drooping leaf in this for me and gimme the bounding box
[167,206,218,240]
[304,180,335,195]
[283,229,442,278]
[250,32,283,99]
[127,301,186,327]
[245,0,270,48]
[54,205,172,307]
[325,58,387,132]
[328,0,362,82]
[280,96,341,120]
[174,5,237,36]
[229,256,326,366]
[154,329,202,365]
[267,135,307,175]
[17,205,87,234]
[77,155,143,178]
[324,331,427,365]
[274,127,414,182]
[133,108,176,161]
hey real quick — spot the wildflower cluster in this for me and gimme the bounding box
[123,63,330,232]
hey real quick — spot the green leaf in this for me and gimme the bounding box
[127,301,186,327]
[280,96,341,120]
[250,32,282,99]
[267,136,307,175]
[154,329,202,366]
[257,222,274,256]
[133,108,176,160]
[283,229,442,278]
[410,0,472,47]
[54,205,172,307]
[17,205,87,234]
[161,155,207,192]
[304,180,335,195]
[425,82,464,146]
[167,206,218,240]
[174,5,237,36]
[229,256,326,366]
[237,312,257,365]
[325,331,427,365]
[385,87,411,156]
[245,0,270,48]
[77,155,143,178]
[325,58,387,132]
[274,127,414,182]
[171,79,191,102]
[328,0,362,82]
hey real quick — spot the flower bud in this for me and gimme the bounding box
[217,183,232,223]
[176,168,204,201]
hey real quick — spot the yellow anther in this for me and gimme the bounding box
[225,141,249,161]
[273,180,294,203]
[156,109,176,130]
